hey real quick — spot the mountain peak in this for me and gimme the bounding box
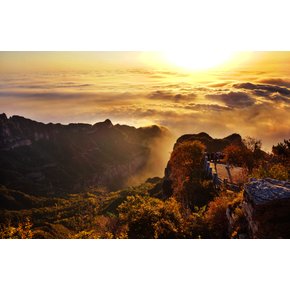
[0,113,7,121]
[196,132,212,139]
[224,133,242,143]
[0,113,169,194]
[93,119,113,129]
[104,119,113,126]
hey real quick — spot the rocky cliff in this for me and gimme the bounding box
[162,132,243,200]
[0,113,170,195]
[176,132,243,152]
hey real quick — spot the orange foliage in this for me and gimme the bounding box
[204,190,241,238]
[118,194,188,238]
[169,141,207,207]
[0,218,33,239]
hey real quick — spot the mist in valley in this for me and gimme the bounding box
[125,130,176,186]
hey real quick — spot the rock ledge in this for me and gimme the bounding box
[244,178,290,206]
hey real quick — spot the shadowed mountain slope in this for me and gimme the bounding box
[0,113,170,195]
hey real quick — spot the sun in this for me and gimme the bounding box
[161,50,236,71]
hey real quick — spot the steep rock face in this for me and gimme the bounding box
[0,113,169,195]
[163,132,243,197]
[162,161,173,197]
[243,178,290,238]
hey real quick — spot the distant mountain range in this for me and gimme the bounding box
[0,112,244,198]
[0,113,170,195]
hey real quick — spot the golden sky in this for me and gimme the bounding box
[0,51,289,151]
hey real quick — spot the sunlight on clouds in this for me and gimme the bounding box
[161,50,236,71]
[140,51,256,74]
[0,51,289,151]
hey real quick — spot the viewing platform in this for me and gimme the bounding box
[204,154,243,191]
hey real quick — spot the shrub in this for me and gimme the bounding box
[204,190,241,238]
[251,163,288,180]
[118,195,189,239]
[0,218,33,239]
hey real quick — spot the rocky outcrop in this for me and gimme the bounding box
[176,132,243,153]
[161,138,214,208]
[0,114,51,150]
[0,113,170,195]
[243,178,290,238]
[163,132,243,199]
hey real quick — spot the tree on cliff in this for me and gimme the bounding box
[223,145,246,167]
[252,139,290,180]
[168,140,214,209]
[224,137,264,173]
[272,139,290,163]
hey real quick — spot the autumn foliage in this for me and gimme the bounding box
[118,195,187,238]
[204,190,244,238]
[223,137,264,172]
[1,135,288,239]
[168,140,214,208]
[0,218,33,239]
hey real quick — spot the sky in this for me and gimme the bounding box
[0,51,289,151]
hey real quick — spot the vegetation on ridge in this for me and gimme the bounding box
[0,132,289,239]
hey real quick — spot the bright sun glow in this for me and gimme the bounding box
[162,50,236,71]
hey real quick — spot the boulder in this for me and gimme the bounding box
[243,178,290,238]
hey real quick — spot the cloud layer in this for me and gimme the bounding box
[0,68,289,151]
[206,91,255,108]
[233,82,290,95]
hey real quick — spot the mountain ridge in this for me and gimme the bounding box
[0,113,171,195]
